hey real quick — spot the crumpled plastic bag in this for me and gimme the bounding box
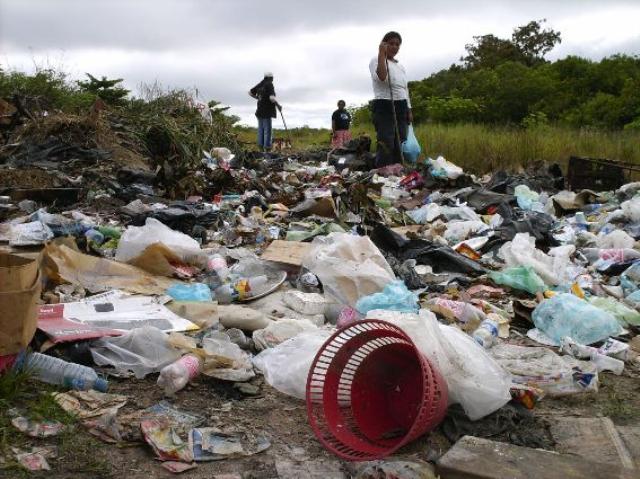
[252,330,332,399]
[428,156,463,180]
[355,280,418,315]
[596,229,635,249]
[588,296,640,326]
[369,309,512,421]
[621,196,640,223]
[302,233,395,307]
[10,221,54,246]
[407,203,441,224]
[401,125,421,164]
[532,293,623,345]
[490,343,598,396]
[252,318,318,351]
[499,233,577,285]
[90,326,181,379]
[443,220,490,244]
[489,266,547,294]
[116,218,203,264]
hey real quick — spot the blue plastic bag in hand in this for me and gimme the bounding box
[402,125,421,164]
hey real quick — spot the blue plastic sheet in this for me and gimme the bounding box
[167,283,212,302]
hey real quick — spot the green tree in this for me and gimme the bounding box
[77,73,130,105]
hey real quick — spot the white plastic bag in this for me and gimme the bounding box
[368,309,512,420]
[252,318,318,351]
[10,221,54,246]
[252,330,332,399]
[407,203,441,224]
[302,233,395,307]
[443,220,489,244]
[115,218,202,263]
[90,326,181,379]
[201,334,255,382]
[429,156,463,180]
[621,197,640,222]
[499,233,578,285]
[596,230,635,249]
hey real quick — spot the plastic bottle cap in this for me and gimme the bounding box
[94,378,109,392]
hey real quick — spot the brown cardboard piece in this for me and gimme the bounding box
[261,240,312,267]
[0,252,41,355]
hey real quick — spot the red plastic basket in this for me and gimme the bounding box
[306,320,448,461]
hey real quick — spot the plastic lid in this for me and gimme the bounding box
[94,378,109,393]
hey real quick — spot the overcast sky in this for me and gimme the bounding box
[1,0,639,127]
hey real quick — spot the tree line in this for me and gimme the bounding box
[352,20,640,130]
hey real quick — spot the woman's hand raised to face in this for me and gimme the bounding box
[378,42,388,58]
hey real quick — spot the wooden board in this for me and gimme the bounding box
[260,240,312,266]
[436,436,636,479]
[550,417,636,469]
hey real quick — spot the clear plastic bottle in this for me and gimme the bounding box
[214,275,268,304]
[25,353,108,392]
[472,318,499,349]
[157,354,202,396]
[206,254,229,280]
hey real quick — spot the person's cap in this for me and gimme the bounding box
[264,72,274,78]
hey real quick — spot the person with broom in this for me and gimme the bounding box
[249,72,282,152]
[369,31,413,167]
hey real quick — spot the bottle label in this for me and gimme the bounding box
[480,320,498,337]
[179,355,201,380]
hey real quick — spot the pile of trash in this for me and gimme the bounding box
[2,117,640,474]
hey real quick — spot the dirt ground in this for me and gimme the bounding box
[2,363,639,479]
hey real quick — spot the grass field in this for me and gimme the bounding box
[235,123,640,173]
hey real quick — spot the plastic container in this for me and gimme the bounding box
[157,354,202,396]
[25,352,108,392]
[306,320,448,461]
[214,276,268,304]
[472,318,499,348]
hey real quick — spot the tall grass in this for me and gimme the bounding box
[235,123,640,174]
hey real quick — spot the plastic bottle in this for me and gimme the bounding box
[206,254,229,280]
[157,354,202,396]
[25,353,108,392]
[472,318,499,348]
[583,248,640,264]
[214,275,268,304]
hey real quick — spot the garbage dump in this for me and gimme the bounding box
[2,95,640,477]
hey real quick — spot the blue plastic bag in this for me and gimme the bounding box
[355,280,419,315]
[167,283,212,302]
[532,293,623,345]
[402,125,421,164]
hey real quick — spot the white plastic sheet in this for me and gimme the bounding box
[368,309,512,421]
[302,233,395,307]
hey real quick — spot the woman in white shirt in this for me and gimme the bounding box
[369,31,413,167]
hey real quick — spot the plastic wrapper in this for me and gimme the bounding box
[424,297,486,325]
[302,233,395,307]
[490,343,598,396]
[90,326,181,379]
[532,293,623,345]
[355,280,418,315]
[368,310,512,421]
[489,266,547,294]
[9,221,54,246]
[252,330,332,399]
[201,334,255,382]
